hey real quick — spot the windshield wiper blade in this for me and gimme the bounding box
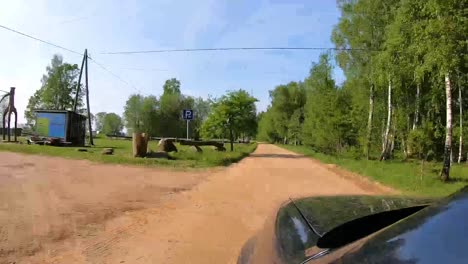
[289,197,323,238]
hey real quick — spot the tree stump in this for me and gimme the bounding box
[133,133,149,157]
[157,138,178,152]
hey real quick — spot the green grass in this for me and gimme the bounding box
[0,137,257,169]
[280,144,468,197]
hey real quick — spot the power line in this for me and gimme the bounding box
[100,47,376,55]
[0,24,83,56]
[116,67,168,72]
[0,24,143,94]
[88,57,142,93]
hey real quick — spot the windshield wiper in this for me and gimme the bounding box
[289,197,323,238]
[316,205,427,249]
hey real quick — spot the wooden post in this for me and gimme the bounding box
[133,132,148,157]
[73,52,86,112]
[133,133,142,157]
[7,111,11,142]
[85,49,94,145]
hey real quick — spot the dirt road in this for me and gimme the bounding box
[1,144,394,264]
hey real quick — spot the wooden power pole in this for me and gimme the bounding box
[85,49,94,145]
[73,49,94,145]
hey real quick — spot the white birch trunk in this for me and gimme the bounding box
[441,73,453,181]
[380,79,392,161]
[366,83,375,160]
[382,120,386,151]
[413,83,420,130]
[390,115,396,156]
[458,81,463,163]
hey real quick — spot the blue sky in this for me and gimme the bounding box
[0,0,343,124]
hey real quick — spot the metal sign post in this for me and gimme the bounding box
[182,109,194,140]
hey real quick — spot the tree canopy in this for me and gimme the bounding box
[257,0,466,180]
[201,89,257,150]
[25,54,83,126]
[101,113,123,135]
[123,78,212,139]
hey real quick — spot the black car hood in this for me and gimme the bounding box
[294,195,435,236]
[321,187,468,263]
[237,195,437,264]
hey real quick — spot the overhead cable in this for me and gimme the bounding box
[0,24,142,94]
[0,24,83,56]
[100,47,377,55]
[88,58,143,93]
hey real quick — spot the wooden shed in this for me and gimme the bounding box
[34,110,87,146]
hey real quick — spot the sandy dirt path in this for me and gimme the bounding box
[2,144,394,264]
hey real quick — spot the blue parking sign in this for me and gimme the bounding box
[183,109,194,120]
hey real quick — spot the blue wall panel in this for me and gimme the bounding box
[36,112,67,138]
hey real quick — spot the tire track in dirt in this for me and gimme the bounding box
[21,144,394,264]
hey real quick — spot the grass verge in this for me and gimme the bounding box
[279,144,468,197]
[0,138,257,168]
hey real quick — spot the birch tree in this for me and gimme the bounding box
[380,79,393,160]
[458,78,463,163]
[332,0,399,159]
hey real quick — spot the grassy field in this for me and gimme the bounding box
[280,144,468,197]
[0,137,257,168]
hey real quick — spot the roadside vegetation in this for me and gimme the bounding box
[281,144,468,197]
[16,53,259,169]
[0,137,257,168]
[258,0,466,193]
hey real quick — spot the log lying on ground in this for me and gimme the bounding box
[146,151,170,159]
[157,138,178,152]
[190,145,203,153]
[179,140,226,151]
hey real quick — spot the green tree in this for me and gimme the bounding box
[163,78,181,94]
[255,0,466,184]
[257,109,282,143]
[24,54,83,125]
[256,82,306,144]
[140,95,161,136]
[95,112,107,132]
[159,80,184,137]
[121,78,210,139]
[201,90,258,151]
[332,0,399,159]
[123,94,144,134]
[302,53,354,154]
[102,113,123,135]
[288,108,304,145]
[384,0,467,180]
[191,97,212,140]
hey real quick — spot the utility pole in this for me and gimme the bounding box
[73,51,86,112]
[72,49,93,146]
[85,49,94,145]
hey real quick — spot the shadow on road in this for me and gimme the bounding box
[249,153,306,159]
